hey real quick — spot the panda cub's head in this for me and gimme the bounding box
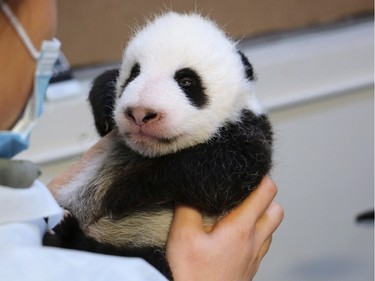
[113,12,263,157]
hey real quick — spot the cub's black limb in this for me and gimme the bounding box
[43,213,84,249]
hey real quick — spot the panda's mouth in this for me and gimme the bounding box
[139,131,178,144]
[125,130,179,144]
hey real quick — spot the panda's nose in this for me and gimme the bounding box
[125,107,160,125]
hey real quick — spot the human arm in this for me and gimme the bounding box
[167,176,284,281]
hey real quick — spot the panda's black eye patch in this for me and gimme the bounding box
[121,63,141,91]
[174,68,207,108]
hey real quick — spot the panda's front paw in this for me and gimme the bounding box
[45,209,71,235]
[43,210,81,248]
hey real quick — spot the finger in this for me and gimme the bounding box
[221,176,278,226]
[256,201,284,240]
[170,205,204,236]
[258,236,272,262]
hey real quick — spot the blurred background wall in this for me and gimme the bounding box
[55,0,373,67]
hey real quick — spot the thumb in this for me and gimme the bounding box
[170,205,203,236]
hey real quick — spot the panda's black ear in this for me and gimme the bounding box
[88,69,119,136]
[238,51,255,81]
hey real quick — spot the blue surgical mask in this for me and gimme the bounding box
[0,1,60,158]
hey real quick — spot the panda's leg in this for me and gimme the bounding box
[42,211,95,250]
[111,246,173,280]
[84,210,174,278]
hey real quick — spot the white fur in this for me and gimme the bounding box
[86,209,218,248]
[86,209,173,248]
[114,12,261,157]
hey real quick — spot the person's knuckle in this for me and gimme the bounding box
[273,203,284,221]
[266,178,278,197]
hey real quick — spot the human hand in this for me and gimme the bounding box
[166,176,284,281]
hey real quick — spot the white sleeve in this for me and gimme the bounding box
[0,226,167,281]
[0,180,63,230]
[0,181,167,281]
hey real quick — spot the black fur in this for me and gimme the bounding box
[238,51,255,81]
[174,68,208,108]
[120,63,141,94]
[100,110,272,217]
[88,69,119,136]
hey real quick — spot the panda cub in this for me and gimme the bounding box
[46,12,273,279]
